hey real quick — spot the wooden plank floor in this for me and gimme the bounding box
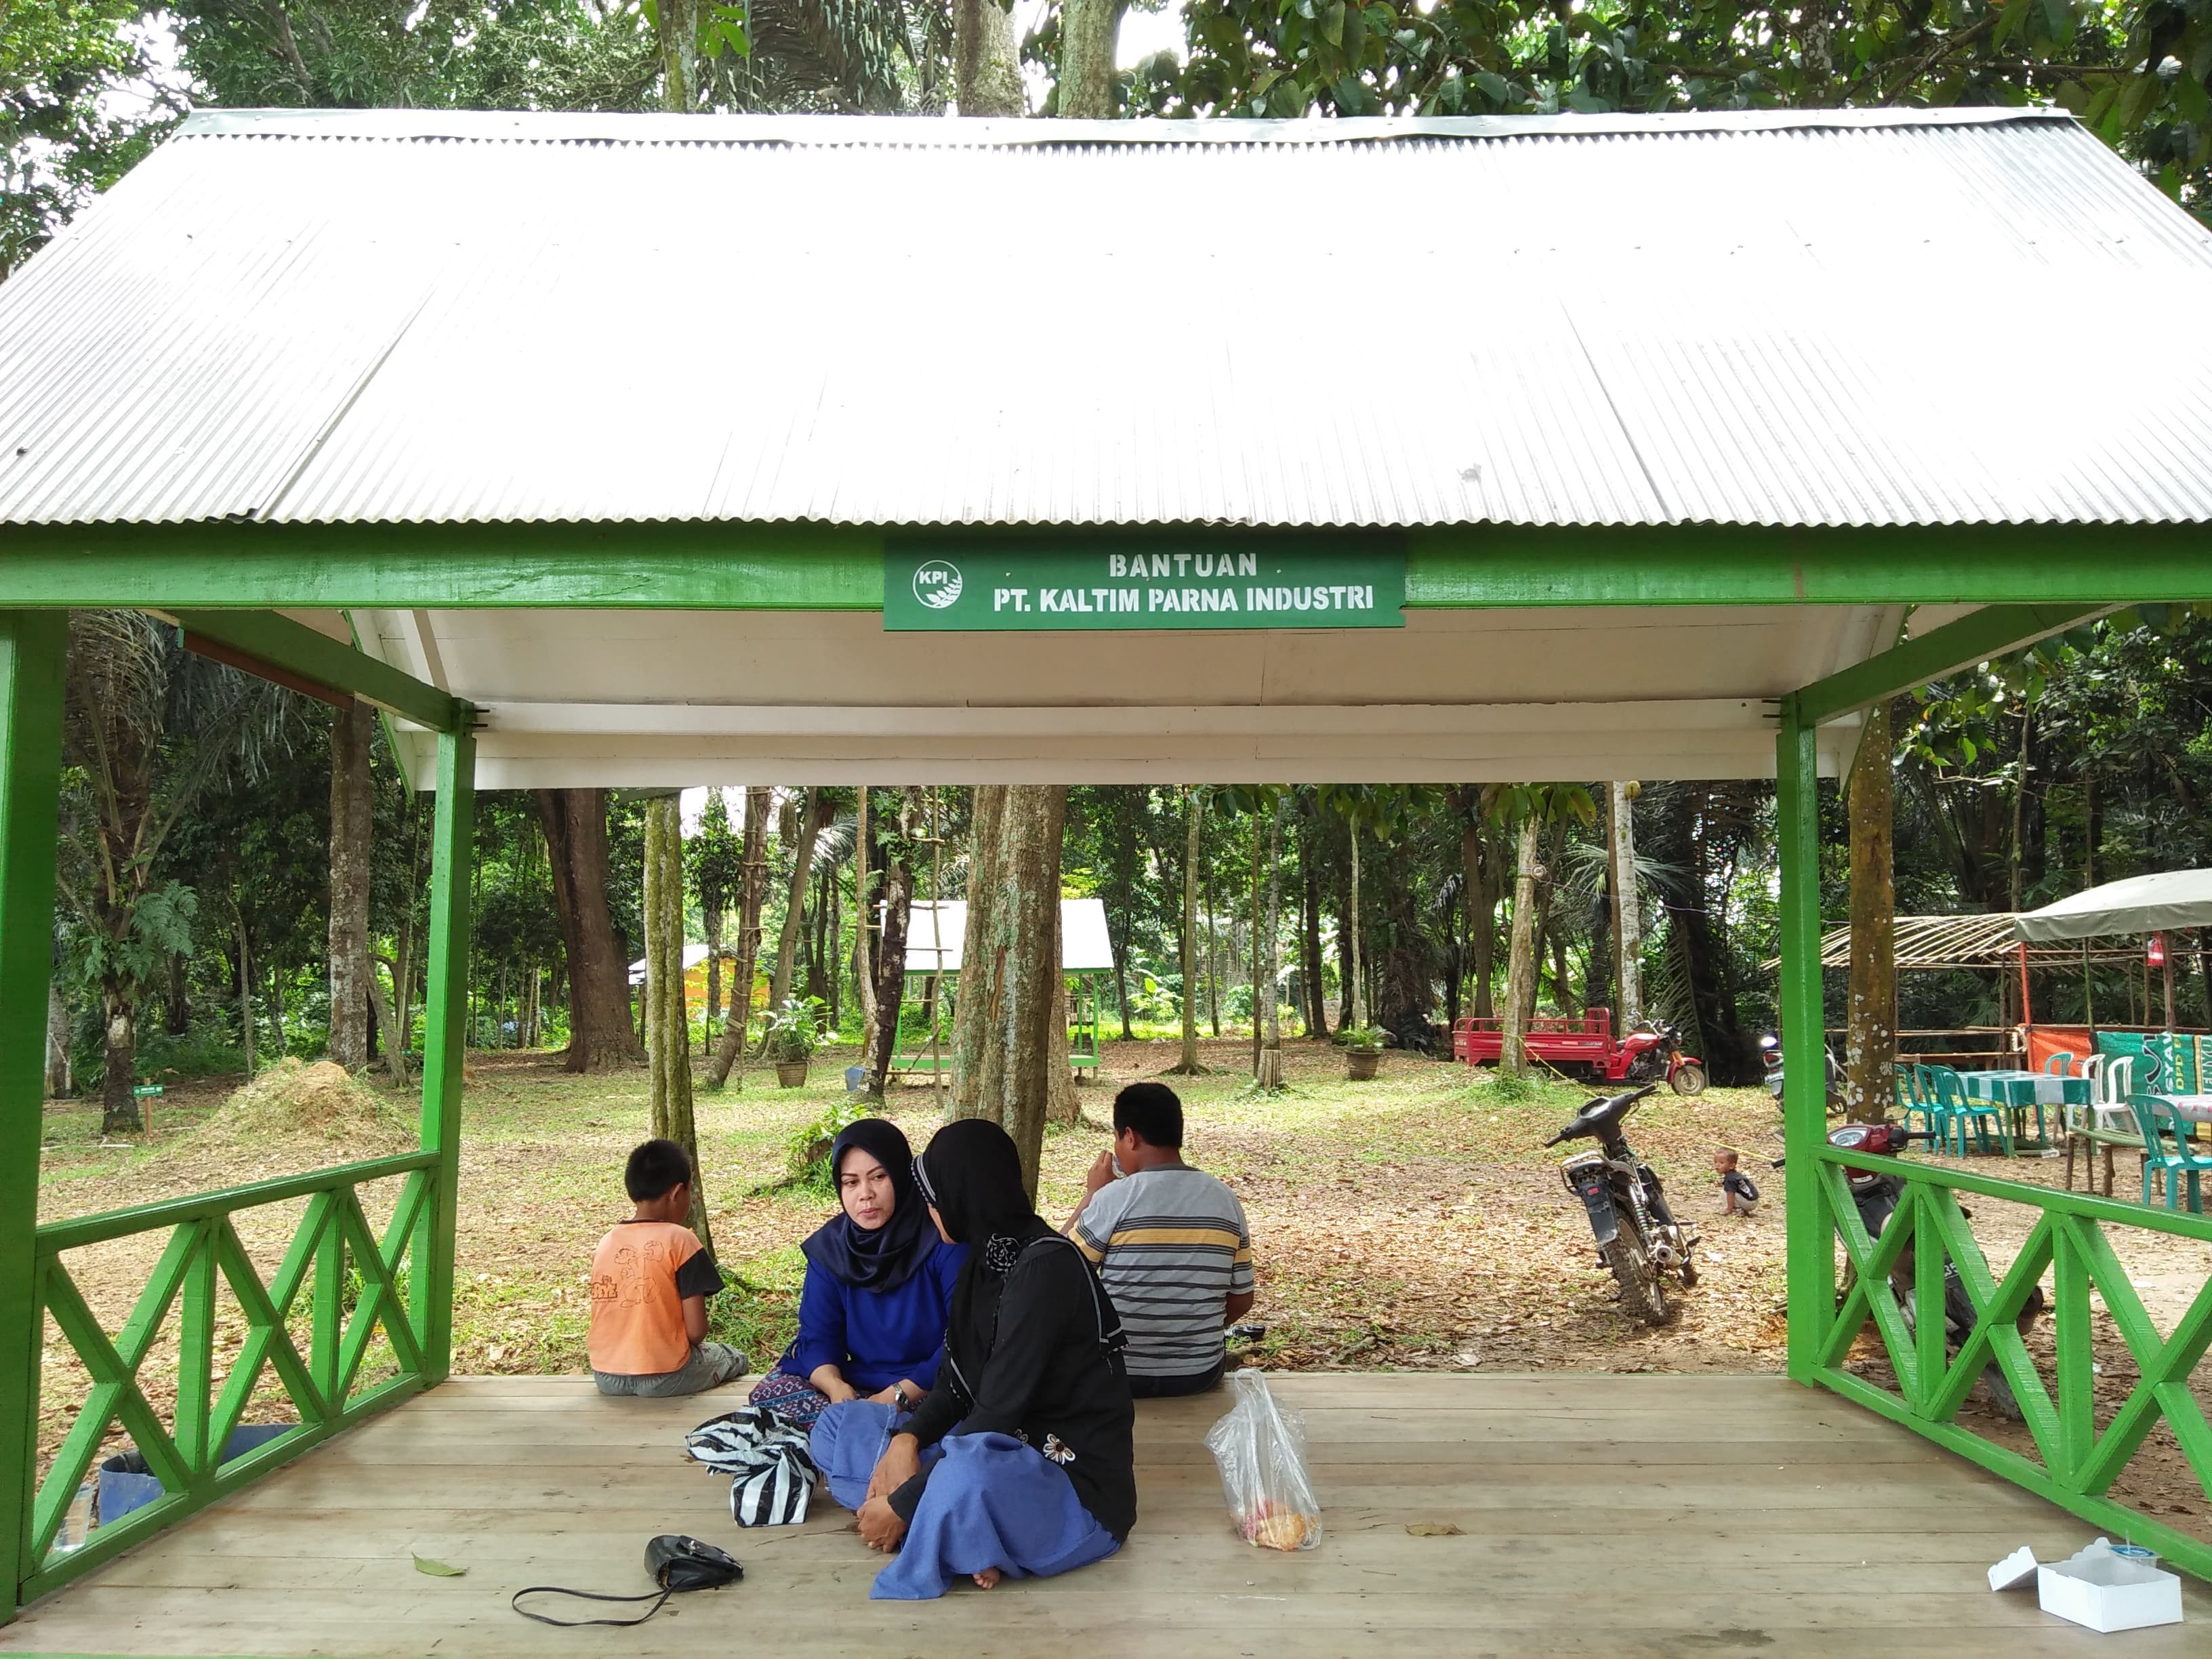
[7,1374,2208,1658]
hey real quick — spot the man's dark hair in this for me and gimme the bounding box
[626,1138,694,1202]
[1113,1082,1183,1149]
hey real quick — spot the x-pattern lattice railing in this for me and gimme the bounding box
[1811,1147,2212,1580]
[22,1151,440,1601]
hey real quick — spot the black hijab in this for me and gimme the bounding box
[913,1119,1054,1361]
[798,1118,937,1292]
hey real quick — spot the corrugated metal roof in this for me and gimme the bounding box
[4,108,2210,529]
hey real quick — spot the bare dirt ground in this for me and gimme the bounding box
[32,1036,2211,1544]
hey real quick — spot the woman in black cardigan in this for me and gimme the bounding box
[843,1118,1135,1599]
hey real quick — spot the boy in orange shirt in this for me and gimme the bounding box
[589,1139,749,1397]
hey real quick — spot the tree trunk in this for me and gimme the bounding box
[1499,813,1542,1077]
[769,787,828,1011]
[1610,781,1643,1028]
[1844,702,1898,1123]
[1206,834,1221,1036]
[1172,790,1205,1073]
[867,789,922,1099]
[658,0,699,110]
[1348,826,1367,1030]
[1057,0,1127,118]
[269,968,285,1065]
[1471,822,1504,1020]
[853,785,878,1057]
[327,700,373,1072]
[536,789,643,1071]
[643,795,711,1249]
[1249,811,1264,1074]
[949,785,1067,1197]
[1047,959,1080,1126]
[1301,830,1328,1039]
[1257,796,1284,1091]
[953,0,1024,115]
[102,981,139,1132]
[706,787,772,1088]
[164,951,190,1036]
[46,977,72,1099]
[237,908,255,1076]
[368,961,408,1087]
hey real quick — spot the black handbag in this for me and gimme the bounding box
[510,1535,743,1627]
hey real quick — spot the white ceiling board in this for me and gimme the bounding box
[354,600,1894,788]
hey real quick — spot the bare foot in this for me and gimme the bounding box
[972,1568,1002,1590]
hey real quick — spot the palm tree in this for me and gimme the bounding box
[58,611,306,1131]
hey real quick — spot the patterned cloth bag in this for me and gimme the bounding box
[685,1406,819,1525]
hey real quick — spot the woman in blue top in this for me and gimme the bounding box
[748,1118,965,1429]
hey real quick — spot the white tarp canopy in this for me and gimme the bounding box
[2013,870,2212,942]
[626,941,735,986]
[903,899,1115,974]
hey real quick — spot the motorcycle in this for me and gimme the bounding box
[1546,1083,1698,1325]
[1624,1020,1708,1095]
[1759,1031,1844,1112]
[1774,1118,2044,1420]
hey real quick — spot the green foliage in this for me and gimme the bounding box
[764,994,828,1061]
[1338,1023,1386,1050]
[782,1094,867,1189]
[0,0,171,277]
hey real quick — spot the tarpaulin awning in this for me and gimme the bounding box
[2013,870,2212,942]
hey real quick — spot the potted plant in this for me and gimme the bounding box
[764,996,825,1088]
[1340,1025,1385,1081]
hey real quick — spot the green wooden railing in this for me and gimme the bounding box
[20,1152,443,1602]
[1807,1145,2212,1580]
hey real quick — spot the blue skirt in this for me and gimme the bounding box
[810,1400,1121,1601]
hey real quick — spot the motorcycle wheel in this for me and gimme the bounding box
[1601,1225,1671,1325]
[1670,1062,1708,1097]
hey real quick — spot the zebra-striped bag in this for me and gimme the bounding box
[685,1407,818,1526]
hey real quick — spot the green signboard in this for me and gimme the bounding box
[882,541,1406,632]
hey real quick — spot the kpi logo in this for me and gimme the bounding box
[912,560,963,610]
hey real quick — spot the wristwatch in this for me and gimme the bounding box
[891,1384,913,1412]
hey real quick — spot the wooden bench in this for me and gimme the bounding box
[2064,1122,2146,1197]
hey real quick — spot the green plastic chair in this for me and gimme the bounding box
[2127,1094,2212,1213]
[1897,1065,1946,1143]
[1929,1065,2011,1156]
[2044,1051,2076,1076]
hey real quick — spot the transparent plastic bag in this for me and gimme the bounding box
[1204,1369,1322,1550]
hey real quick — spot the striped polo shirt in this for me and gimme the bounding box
[1072,1165,1254,1380]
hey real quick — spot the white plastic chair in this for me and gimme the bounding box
[2093,1056,2136,1133]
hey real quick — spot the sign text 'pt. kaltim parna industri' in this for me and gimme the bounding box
[881,544,1406,632]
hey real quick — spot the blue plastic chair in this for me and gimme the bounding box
[1930,1065,2011,1157]
[2127,1094,2212,1213]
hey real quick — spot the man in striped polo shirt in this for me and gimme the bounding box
[1065,1082,1255,1397]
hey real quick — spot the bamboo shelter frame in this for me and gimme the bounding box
[4,546,2212,1622]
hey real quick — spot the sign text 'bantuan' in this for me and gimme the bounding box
[882,543,1406,632]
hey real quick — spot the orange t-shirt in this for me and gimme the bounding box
[588,1221,713,1376]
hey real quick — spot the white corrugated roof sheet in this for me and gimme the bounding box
[4,107,2210,529]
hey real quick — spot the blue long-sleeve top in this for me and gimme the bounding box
[790,1240,967,1393]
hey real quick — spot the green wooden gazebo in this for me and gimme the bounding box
[3,104,2211,1639]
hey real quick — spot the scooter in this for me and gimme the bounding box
[1546,1083,1698,1325]
[1760,1031,1844,1113]
[1774,1118,2043,1420]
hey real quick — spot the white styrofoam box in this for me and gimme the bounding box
[1988,1545,2037,1592]
[2036,1538,2184,1633]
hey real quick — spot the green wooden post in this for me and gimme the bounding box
[1777,693,1832,1383]
[0,613,66,1616]
[412,724,474,1383]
